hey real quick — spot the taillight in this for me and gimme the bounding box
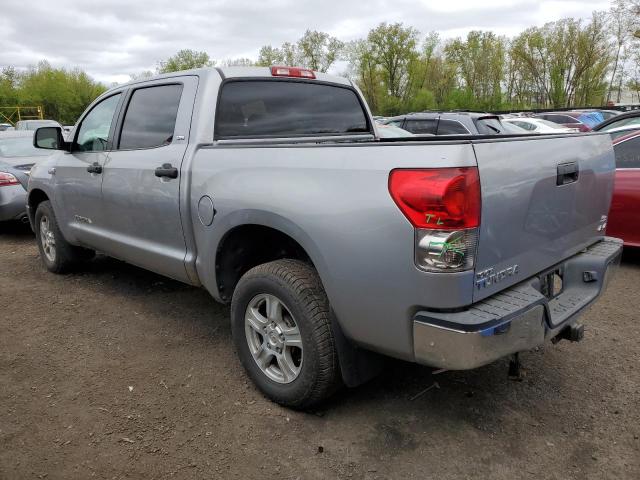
[0,172,19,187]
[389,168,481,272]
[270,66,316,79]
[389,168,480,229]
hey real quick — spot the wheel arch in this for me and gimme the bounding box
[211,214,383,388]
[26,188,50,230]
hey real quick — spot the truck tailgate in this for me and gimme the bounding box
[472,134,615,302]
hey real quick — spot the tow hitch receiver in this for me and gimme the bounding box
[552,323,585,344]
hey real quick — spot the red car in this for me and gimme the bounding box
[607,130,640,247]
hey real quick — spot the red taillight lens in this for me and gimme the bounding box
[270,66,316,79]
[389,168,481,230]
[0,172,19,187]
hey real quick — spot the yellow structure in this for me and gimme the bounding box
[0,106,44,126]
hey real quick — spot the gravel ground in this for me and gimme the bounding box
[1,222,638,480]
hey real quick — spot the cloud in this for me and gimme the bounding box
[0,0,611,83]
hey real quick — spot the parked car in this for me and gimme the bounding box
[593,110,640,134]
[0,123,14,132]
[534,112,593,132]
[375,124,414,138]
[380,111,512,135]
[0,131,51,223]
[27,66,622,408]
[15,119,62,131]
[606,130,640,247]
[503,117,578,134]
[575,109,620,122]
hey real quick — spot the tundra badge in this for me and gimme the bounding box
[475,265,519,290]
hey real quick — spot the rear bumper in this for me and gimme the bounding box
[413,237,623,370]
[0,184,28,222]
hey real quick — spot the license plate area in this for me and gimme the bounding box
[540,268,563,300]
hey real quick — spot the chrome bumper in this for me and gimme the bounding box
[413,237,623,370]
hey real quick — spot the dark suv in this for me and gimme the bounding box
[379,112,510,135]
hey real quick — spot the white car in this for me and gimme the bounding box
[503,117,578,134]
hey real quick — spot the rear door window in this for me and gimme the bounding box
[437,119,469,135]
[404,119,437,134]
[216,80,369,139]
[613,136,640,168]
[119,84,183,150]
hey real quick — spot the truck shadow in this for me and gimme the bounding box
[0,220,33,237]
[55,252,617,458]
[622,247,640,265]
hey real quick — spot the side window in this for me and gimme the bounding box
[75,94,121,152]
[404,119,437,134]
[437,119,469,135]
[388,120,404,127]
[613,137,640,168]
[118,84,183,150]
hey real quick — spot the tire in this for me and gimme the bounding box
[34,201,94,273]
[231,259,341,409]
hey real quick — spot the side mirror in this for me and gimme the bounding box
[34,127,68,151]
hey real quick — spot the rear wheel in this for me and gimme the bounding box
[35,201,94,273]
[231,259,341,409]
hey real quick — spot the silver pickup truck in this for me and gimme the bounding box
[27,66,622,408]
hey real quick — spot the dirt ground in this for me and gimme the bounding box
[0,222,638,480]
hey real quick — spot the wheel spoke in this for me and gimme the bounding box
[254,347,274,369]
[265,295,283,323]
[282,325,302,348]
[246,307,268,332]
[277,352,298,383]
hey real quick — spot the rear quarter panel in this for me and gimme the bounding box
[190,141,478,360]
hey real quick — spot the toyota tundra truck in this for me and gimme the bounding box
[27,66,622,408]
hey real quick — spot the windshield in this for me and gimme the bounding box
[601,117,640,132]
[0,136,51,157]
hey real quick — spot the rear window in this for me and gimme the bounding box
[404,119,437,134]
[216,80,369,139]
[437,119,469,135]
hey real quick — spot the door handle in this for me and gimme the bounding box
[155,163,179,179]
[87,162,102,174]
[556,162,579,185]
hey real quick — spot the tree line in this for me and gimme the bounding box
[0,62,107,125]
[1,0,639,122]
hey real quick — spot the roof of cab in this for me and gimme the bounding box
[111,66,353,92]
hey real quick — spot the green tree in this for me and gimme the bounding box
[367,23,419,100]
[445,31,507,110]
[256,45,284,66]
[0,61,107,124]
[157,49,214,73]
[510,16,612,108]
[296,30,344,72]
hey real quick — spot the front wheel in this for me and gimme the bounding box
[230,259,341,409]
[35,201,94,273]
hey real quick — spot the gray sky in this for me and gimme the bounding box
[1,0,611,84]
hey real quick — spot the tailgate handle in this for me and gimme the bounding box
[557,162,579,185]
